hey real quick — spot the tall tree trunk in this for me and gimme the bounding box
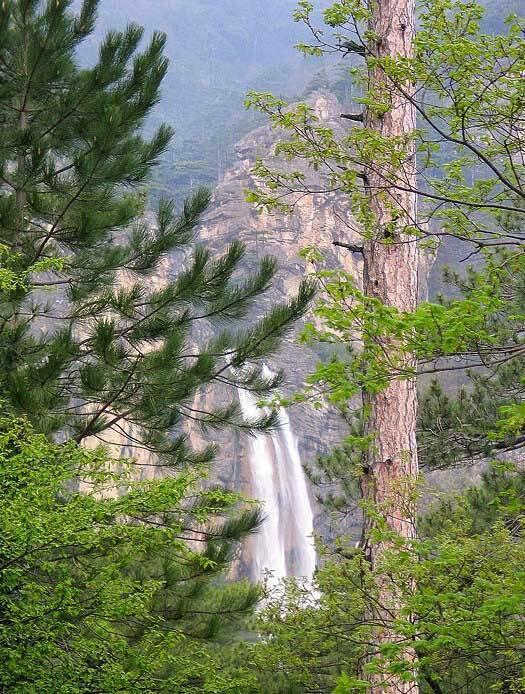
[360,0,419,690]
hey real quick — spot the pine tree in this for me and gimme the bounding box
[418,246,525,470]
[0,2,314,689]
[0,0,313,463]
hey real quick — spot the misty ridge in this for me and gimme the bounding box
[74,0,333,198]
[73,0,518,202]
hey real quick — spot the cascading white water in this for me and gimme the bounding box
[237,366,316,582]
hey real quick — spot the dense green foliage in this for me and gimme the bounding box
[242,462,525,693]
[251,265,525,691]
[0,415,261,692]
[418,254,525,469]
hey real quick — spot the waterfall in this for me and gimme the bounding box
[237,366,316,582]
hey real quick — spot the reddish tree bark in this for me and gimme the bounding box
[360,0,419,690]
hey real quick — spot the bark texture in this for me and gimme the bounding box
[360,0,419,690]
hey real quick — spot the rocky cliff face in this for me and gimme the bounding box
[192,92,363,564]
